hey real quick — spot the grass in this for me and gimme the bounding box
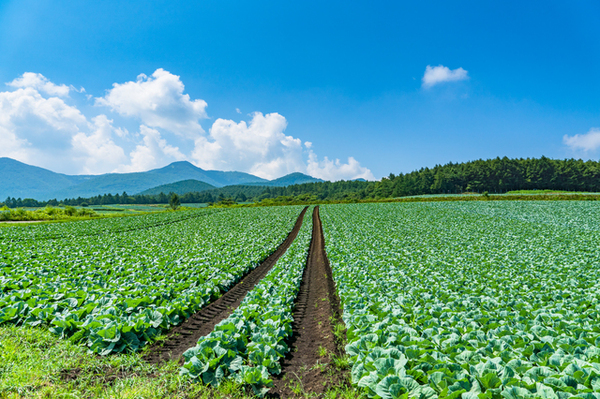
[0,206,180,227]
[0,206,99,222]
[318,346,328,358]
[0,325,256,399]
[0,324,364,398]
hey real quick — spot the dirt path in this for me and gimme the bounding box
[144,206,308,365]
[269,206,349,398]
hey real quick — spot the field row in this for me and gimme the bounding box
[321,202,600,399]
[181,207,313,395]
[0,208,217,242]
[0,206,303,355]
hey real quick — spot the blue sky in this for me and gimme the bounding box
[1,1,599,180]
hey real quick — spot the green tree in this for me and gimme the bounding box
[169,193,181,210]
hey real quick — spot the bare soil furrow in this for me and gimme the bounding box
[144,206,309,365]
[269,206,349,398]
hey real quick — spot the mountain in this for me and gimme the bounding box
[0,159,268,200]
[0,158,323,201]
[0,157,89,200]
[138,179,216,196]
[264,172,324,186]
[49,161,269,199]
[136,172,323,196]
[137,172,324,197]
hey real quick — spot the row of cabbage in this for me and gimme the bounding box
[0,209,216,243]
[321,202,600,399]
[450,201,600,232]
[0,206,303,355]
[181,207,314,397]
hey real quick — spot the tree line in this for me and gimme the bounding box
[370,156,600,198]
[3,157,600,208]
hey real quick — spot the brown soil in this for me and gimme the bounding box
[144,206,309,365]
[269,206,350,398]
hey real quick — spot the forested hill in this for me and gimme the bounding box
[4,157,600,207]
[373,156,600,198]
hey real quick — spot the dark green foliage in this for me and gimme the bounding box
[378,156,600,198]
[215,197,236,206]
[139,179,216,196]
[246,172,324,187]
[169,193,181,210]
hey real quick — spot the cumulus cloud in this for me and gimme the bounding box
[192,112,305,179]
[1,71,373,181]
[118,125,186,173]
[0,125,29,163]
[0,86,88,166]
[422,65,469,88]
[96,69,207,139]
[191,112,373,181]
[563,128,600,152]
[72,115,128,174]
[7,72,72,97]
[307,152,374,181]
[0,80,126,174]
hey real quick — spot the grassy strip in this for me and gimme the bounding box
[1,323,363,398]
[0,206,98,222]
[0,324,255,399]
[0,205,174,224]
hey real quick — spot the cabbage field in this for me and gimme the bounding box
[2,201,600,399]
[0,206,303,355]
[181,207,313,395]
[321,202,600,399]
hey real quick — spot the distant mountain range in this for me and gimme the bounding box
[138,179,217,196]
[0,157,324,200]
[258,172,326,187]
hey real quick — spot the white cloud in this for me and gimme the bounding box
[96,69,207,139]
[307,152,374,181]
[0,81,126,174]
[563,128,600,152]
[0,125,30,163]
[72,115,128,174]
[118,125,186,172]
[0,86,88,167]
[7,72,71,97]
[192,112,305,179]
[236,108,241,114]
[1,71,373,181]
[191,112,373,181]
[422,65,469,88]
